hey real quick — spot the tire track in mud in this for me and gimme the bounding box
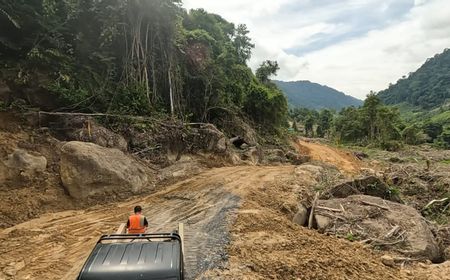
[0,166,294,280]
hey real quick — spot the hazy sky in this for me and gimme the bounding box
[183,0,450,99]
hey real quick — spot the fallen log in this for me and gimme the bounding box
[316,206,342,213]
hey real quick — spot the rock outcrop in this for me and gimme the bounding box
[72,122,128,152]
[60,141,152,199]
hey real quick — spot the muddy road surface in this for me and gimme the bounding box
[0,166,294,279]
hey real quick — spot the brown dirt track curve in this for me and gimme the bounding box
[295,139,362,175]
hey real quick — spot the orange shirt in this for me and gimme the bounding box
[127,214,148,234]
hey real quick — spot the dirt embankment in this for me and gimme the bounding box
[0,112,237,229]
[0,113,78,228]
[295,139,362,176]
[206,168,406,280]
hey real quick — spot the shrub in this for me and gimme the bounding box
[380,140,403,151]
[436,128,450,149]
[402,124,422,145]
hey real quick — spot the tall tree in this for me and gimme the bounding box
[233,24,254,64]
[256,60,279,84]
[305,116,314,137]
[363,92,382,141]
[316,109,333,138]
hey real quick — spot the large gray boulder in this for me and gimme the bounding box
[4,149,47,174]
[292,203,308,226]
[60,141,151,199]
[185,124,230,154]
[62,117,128,152]
[0,149,47,185]
[74,124,128,152]
[314,195,440,262]
[240,146,262,165]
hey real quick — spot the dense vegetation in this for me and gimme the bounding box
[0,0,287,133]
[378,49,450,109]
[275,80,363,110]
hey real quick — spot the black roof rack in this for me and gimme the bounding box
[77,233,184,280]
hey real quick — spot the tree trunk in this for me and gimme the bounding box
[168,64,174,117]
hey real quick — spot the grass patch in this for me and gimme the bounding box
[345,233,357,242]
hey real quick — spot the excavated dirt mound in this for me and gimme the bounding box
[202,175,406,280]
[295,139,362,176]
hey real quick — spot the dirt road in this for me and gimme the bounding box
[0,166,294,279]
[295,139,362,175]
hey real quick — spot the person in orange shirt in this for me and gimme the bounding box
[126,206,149,234]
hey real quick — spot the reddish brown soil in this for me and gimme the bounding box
[295,139,362,176]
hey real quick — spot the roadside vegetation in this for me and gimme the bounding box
[291,94,450,150]
[0,0,287,136]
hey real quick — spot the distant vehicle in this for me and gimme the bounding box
[77,226,185,280]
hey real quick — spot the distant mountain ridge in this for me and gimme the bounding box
[274,80,363,110]
[377,48,450,109]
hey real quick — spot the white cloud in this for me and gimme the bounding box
[183,0,294,20]
[183,0,450,99]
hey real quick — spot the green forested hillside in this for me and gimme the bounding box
[275,80,362,110]
[378,49,450,109]
[0,0,287,131]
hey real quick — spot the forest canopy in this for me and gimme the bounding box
[0,0,287,132]
[377,48,450,109]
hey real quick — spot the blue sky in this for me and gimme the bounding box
[184,0,450,99]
